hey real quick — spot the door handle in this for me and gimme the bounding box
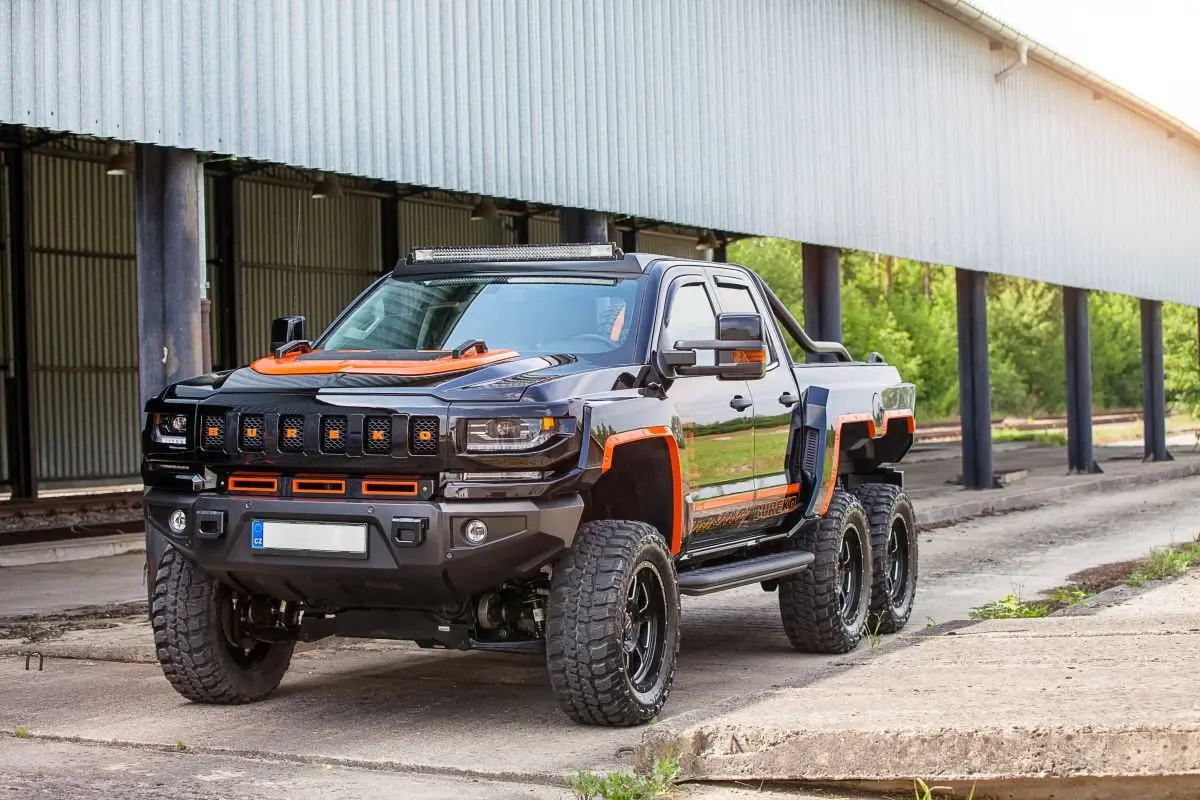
[778,392,799,407]
[730,395,753,412]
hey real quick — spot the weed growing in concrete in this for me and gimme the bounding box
[968,593,1049,620]
[13,727,30,739]
[914,778,975,799]
[1048,585,1089,607]
[568,757,677,800]
[866,617,884,648]
[1127,542,1200,587]
[925,616,937,628]
[173,738,188,752]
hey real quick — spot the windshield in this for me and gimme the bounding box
[321,275,644,364]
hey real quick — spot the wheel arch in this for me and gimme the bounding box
[583,431,683,554]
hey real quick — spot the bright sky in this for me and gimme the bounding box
[971,0,1200,130]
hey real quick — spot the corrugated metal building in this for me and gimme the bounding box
[0,0,1197,491]
[4,0,1198,304]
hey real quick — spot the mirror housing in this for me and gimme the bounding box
[270,315,311,358]
[660,312,768,380]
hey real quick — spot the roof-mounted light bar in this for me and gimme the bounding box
[408,243,623,265]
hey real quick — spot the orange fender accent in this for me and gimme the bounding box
[815,411,915,516]
[601,426,684,555]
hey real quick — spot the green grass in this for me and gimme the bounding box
[991,429,1068,446]
[569,758,677,800]
[687,428,756,486]
[969,593,1050,620]
[1047,585,1089,607]
[13,726,30,739]
[1127,541,1200,587]
[173,738,188,752]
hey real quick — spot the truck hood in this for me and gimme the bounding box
[163,352,638,403]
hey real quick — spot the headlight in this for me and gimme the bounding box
[463,417,575,453]
[151,412,189,446]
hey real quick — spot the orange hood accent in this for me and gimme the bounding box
[249,349,521,376]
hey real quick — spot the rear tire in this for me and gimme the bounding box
[545,520,680,726]
[852,483,918,634]
[151,548,294,704]
[779,491,871,653]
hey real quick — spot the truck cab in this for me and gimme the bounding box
[142,243,917,726]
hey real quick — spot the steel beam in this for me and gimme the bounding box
[211,171,238,370]
[558,209,608,244]
[1063,287,1100,474]
[1,125,36,499]
[956,268,995,490]
[1140,299,1173,462]
[380,192,400,272]
[135,145,205,414]
[801,243,841,362]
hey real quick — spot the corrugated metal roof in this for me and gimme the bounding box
[3,0,1199,305]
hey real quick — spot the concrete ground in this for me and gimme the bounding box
[2,473,1200,798]
[640,572,1200,799]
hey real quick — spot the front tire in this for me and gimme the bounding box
[545,520,680,726]
[779,491,871,653]
[151,548,294,704]
[852,483,918,634]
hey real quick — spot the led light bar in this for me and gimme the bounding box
[409,243,621,264]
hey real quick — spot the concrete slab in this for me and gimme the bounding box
[0,552,144,614]
[0,532,143,567]
[637,573,1200,790]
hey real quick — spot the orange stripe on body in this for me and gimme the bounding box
[693,482,800,513]
[250,349,520,376]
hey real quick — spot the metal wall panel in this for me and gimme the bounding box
[0,155,10,484]
[638,231,705,261]
[6,0,1200,305]
[236,180,381,363]
[27,153,140,483]
[397,198,517,256]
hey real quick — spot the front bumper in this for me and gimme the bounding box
[144,489,584,611]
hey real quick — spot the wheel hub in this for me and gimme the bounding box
[623,563,667,692]
[837,527,864,624]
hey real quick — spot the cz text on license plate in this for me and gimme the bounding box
[250,520,368,555]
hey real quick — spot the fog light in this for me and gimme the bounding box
[463,519,488,545]
[168,509,188,534]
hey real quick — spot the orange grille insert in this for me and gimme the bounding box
[361,478,420,497]
[292,477,347,496]
[228,475,279,495]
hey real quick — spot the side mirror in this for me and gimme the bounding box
[270,315,310,357]
[660,312,768,380]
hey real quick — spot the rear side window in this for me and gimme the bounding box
[716,283,757,314]
[665,282,717,367]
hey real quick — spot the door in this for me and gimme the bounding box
[660,273,755,550]
[711,270,802,532]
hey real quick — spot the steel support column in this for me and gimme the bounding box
[380,192,399,272]
[211,171,238,371]
[1,125,36,499]
[801,243,841,362]
[558,209,608,244]
[619,226,637,254]
[1140,299,1173,462]
[956,268,995,490]
[1063,287,1100,474]
[713,233,728,264]
[513,213,531,246]
[135,145,205,414]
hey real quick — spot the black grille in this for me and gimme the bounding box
[279,415,305,452]
[321,415,348,453]
[201,415,225,451]
[409,416,439,455]
[239,414,265,451]
[364,416,392,455]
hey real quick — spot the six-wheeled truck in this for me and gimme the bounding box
[142,243,917,726]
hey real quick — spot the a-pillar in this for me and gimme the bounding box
[801,244,841,362]
[135,145,205,412]
[1,125,36,499]
[559,209,608,244]
[1140,299,1173,462]
[1063,287,1101,474]
[956,268,995,489]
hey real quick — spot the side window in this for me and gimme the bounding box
[716,279,778,364]
[665,282,717,367]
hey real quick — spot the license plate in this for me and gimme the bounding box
[251,520,368,555]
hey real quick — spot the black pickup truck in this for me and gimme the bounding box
[142,243,917,726]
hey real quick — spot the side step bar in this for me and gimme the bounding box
[677,550,815,596]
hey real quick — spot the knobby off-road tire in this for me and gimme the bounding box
[779,491,872,653]
[151,548,294,704]
[852,483,918,634]
[545,520,681,726]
